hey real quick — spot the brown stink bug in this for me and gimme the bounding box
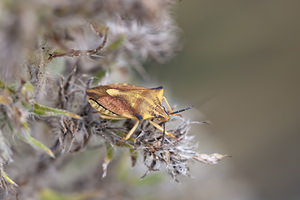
[86,83,191,143]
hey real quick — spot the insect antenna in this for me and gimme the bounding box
[170,106,193,115]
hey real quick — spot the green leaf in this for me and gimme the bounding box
[30,102,80,119]
[18,122,55,158]
[21,82,34,95]
[129,148,137,167]
[105,142,114,160]
[25,132,55,158]
[1,169,18,187]
[102,142,114,178]
[0,79,15,94]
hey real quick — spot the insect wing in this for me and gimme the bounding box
[87,84,167,120]
[86,86,135,119]
[106,87,166,120]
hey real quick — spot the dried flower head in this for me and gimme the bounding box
[0,0,227,199]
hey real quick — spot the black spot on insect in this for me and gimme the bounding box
[135,113,143,120]
[151,86,163,90]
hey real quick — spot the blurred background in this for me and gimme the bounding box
[1,1,300,200]
[147,1,300,199]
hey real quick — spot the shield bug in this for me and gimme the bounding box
[86,83,190,143]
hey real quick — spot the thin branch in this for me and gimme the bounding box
[48,26,108,60]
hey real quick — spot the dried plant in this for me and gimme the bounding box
[0,0,227,199]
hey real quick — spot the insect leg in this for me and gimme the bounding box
[119,120,140,144]
[100,114,126,120]
[148,120,180,141]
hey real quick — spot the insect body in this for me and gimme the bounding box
[86,83,181,143]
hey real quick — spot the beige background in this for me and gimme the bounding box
[148,1,300,199]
